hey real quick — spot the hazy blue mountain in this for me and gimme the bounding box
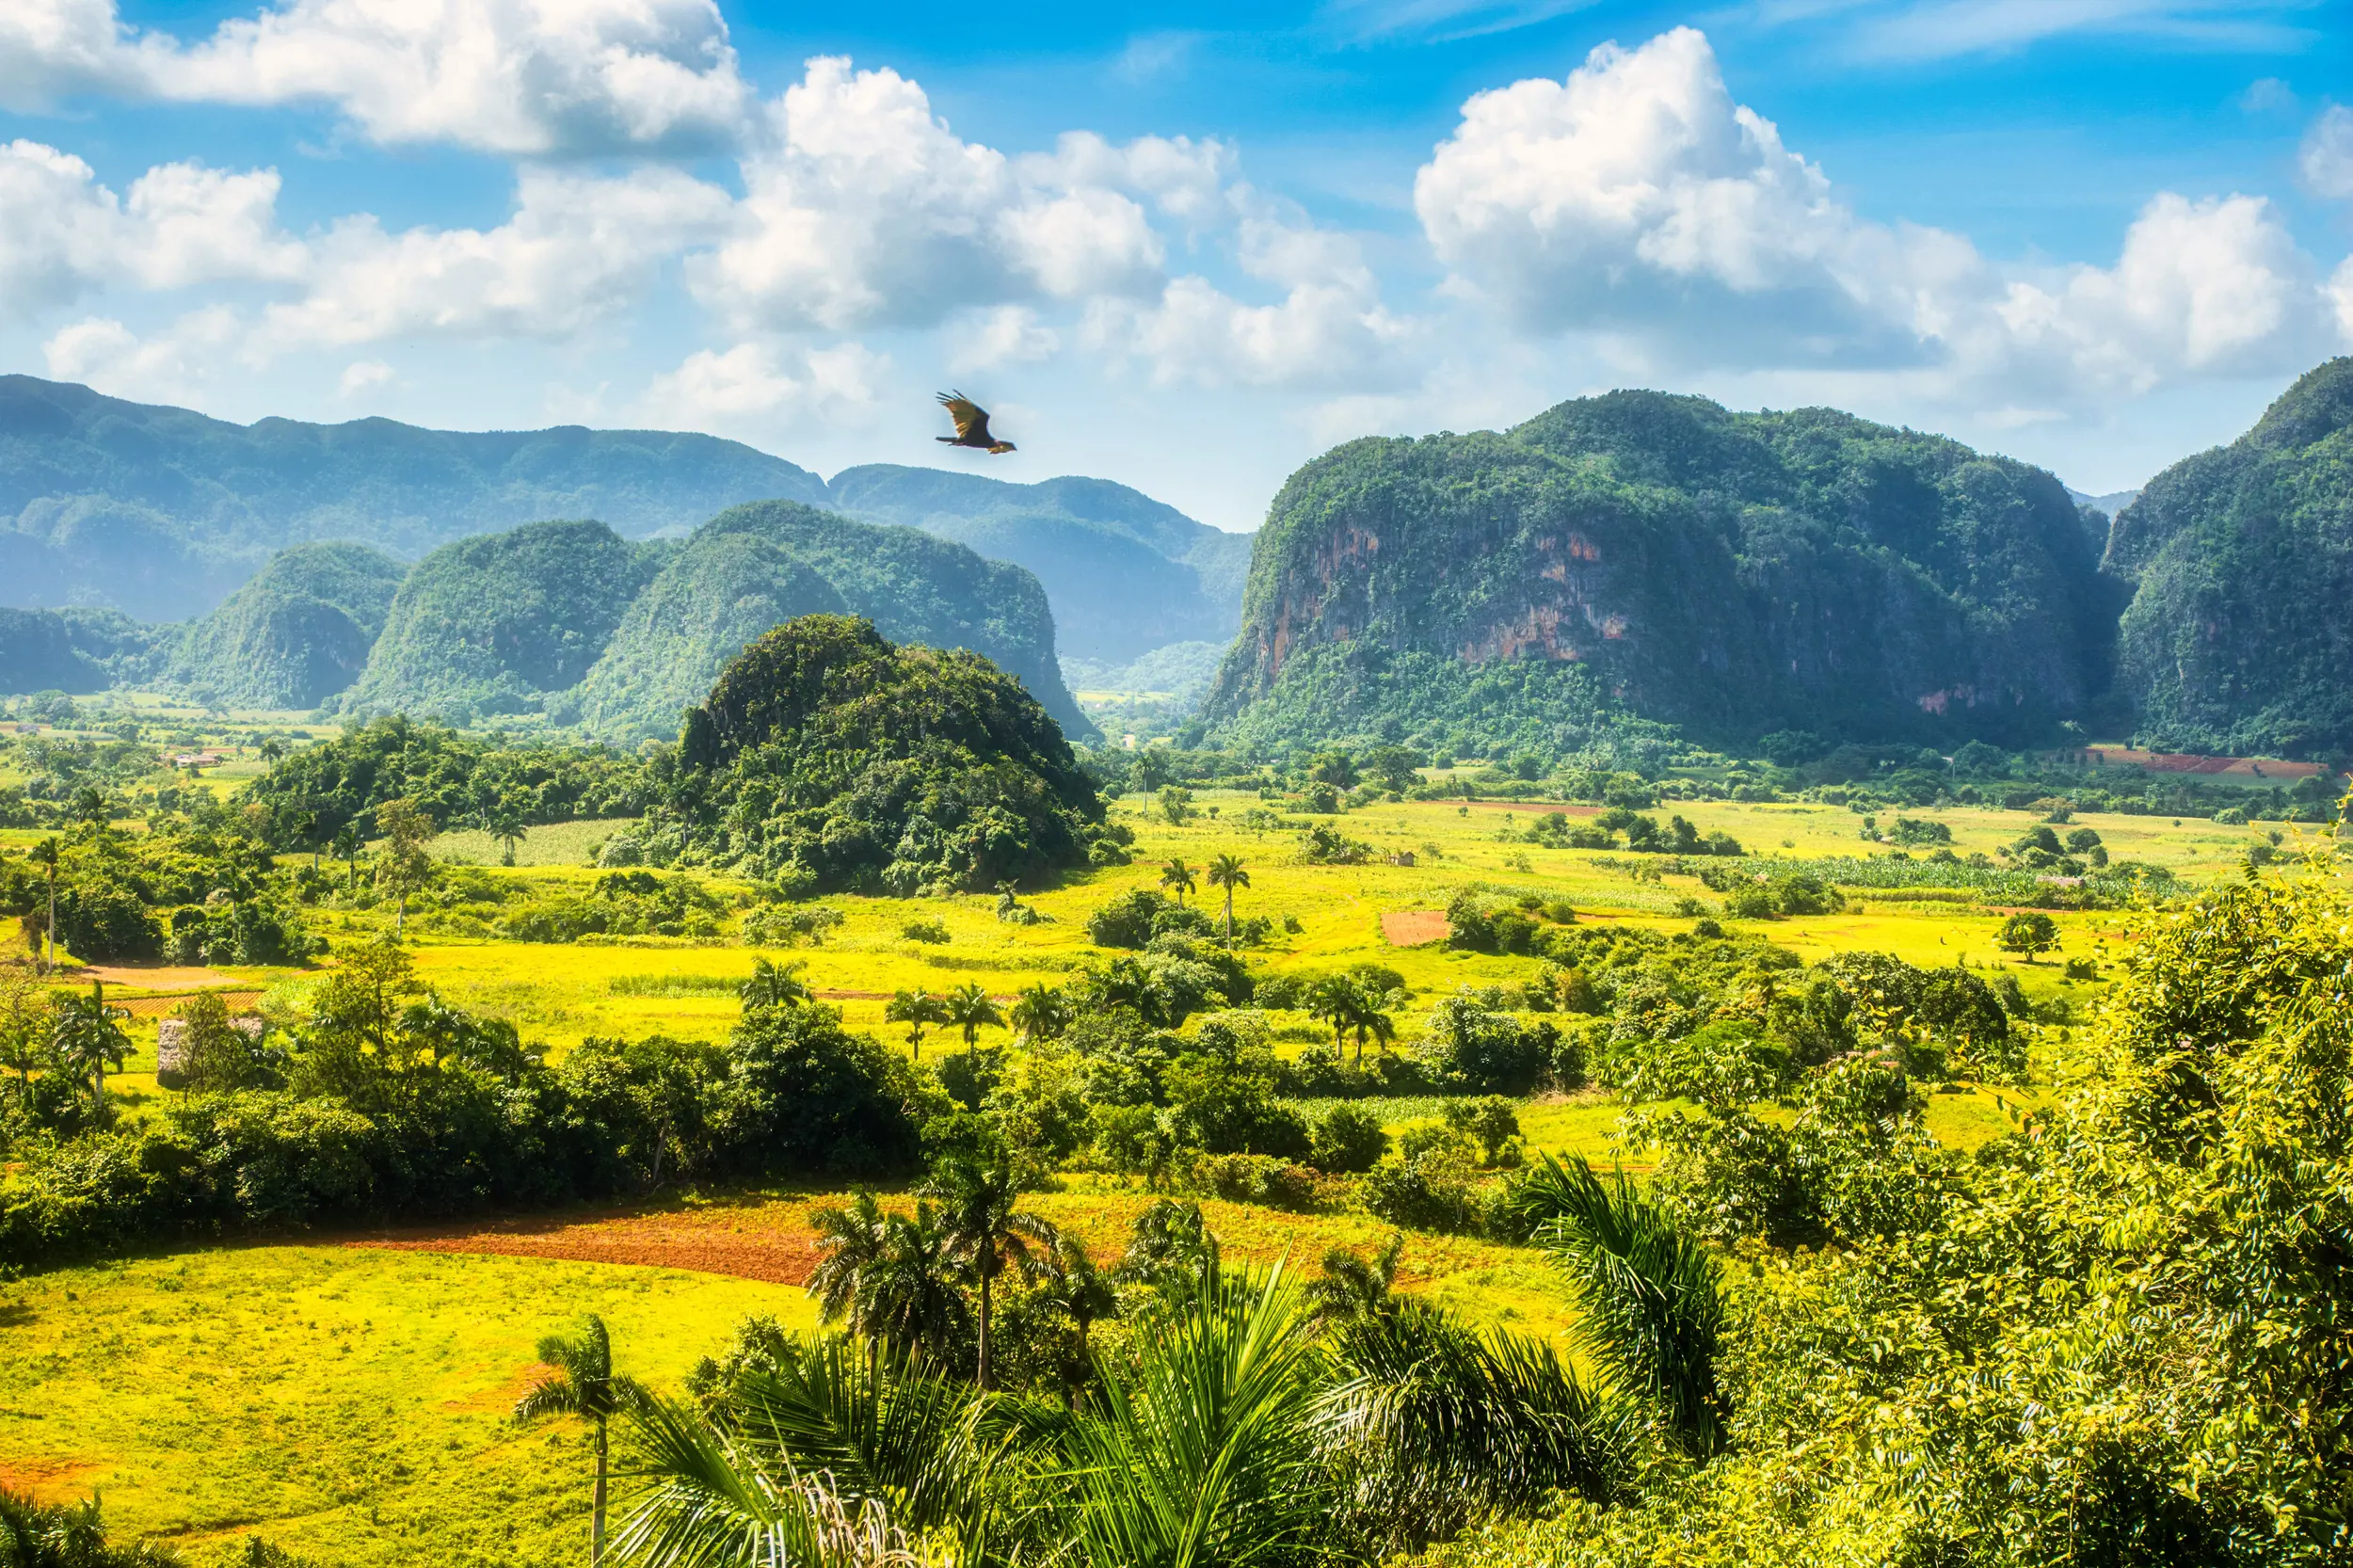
[0,375,827,619]
[824,463,1253,663]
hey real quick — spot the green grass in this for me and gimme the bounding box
[0,1246,813,1568]
[428,819,636,869]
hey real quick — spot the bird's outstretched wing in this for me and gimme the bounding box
[937,391,992,444]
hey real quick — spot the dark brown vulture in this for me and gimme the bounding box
[936,391,1016,455]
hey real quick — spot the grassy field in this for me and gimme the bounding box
[6,782,2282,1565]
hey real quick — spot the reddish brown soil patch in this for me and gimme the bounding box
[115,990,263,1017]
[347,1205,825,1286]
[0,1455,106,1501]
[2072,745,2323,779]
[1381,910,1452,947]
[84,964,245,989]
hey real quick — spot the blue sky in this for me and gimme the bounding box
[4,0,2348,529]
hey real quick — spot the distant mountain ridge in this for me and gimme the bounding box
[0,375,828,623]
[0,377,1250,668]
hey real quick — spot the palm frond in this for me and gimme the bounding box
[1504,1152,1728,1454]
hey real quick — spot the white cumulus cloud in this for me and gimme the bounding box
[2301,104,2353,200]
[1415,26,2337,403]
[635,340,887,443]
[3,0,749,155]
[42,306,243,404]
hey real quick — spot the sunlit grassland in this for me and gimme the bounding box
[0,1246,814,1568]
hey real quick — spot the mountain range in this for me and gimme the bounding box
[0,376,1240,665]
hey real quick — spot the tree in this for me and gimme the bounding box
[259,737,286,765]
[27,837,57,974]
[1008,983,1072,1046]
[51,980,129,1121]
[1309,974,1396,1068]
[1996,910,2059,964]
[741,956,812,1012]
[928,1150,1057,1389]
[331,824,362,893]
[885,989,947,1063]
[1159,856,1197,908]
[373,797,437,940]
[1501,1153,1727,1455]
[0,968,49,1087]
[1159,786,1195,825]
[515,1315,643,1568]
[1024,1231,1119,1408]
[862,1200,971,1361]
[484,807,526,867]
[1307,1233,1404,1327]
[939,982,1002,1052]
[70,787,110,839]
[1205,853,1250,940]
[807,1190,893,1341]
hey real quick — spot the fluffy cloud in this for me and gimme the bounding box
[42,307,242,404]
[2302,104,2353,200]
[696,58,1208,332]
[259,166,730,349]
[0,140,305,316]
[1415,26,2336,401]
[635,340,886,441]
[1085,208,1412,391]
[948,306,1061,374]
[4,0,749,155]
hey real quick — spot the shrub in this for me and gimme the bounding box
[1086,888,1169,949]
[743,903,845,947]
[1308,1103,1389,1173]
[900,915,952,945]
[1418,995,1555,1094]
[1193,1152,1324,1211]
[1362,1146,1483,1235]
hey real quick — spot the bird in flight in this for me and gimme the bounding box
[936,391,1016,455]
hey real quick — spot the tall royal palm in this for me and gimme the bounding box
[26,837,57,974]
[515,1314,644,1568]
[1159,856,1198,908]
[928,1150,1057,1390]
[1205,854,1250,939]
[740,956,812,1012]
[940,982,1002,1054]
[806,1190,893,1339]
[884,989,947,1063]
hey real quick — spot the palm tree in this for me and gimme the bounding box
[332,824,362,893]
[806,1191,892,1340]
[1159,856,1197,907]
[51,981,128,1120]
[1308,974,1362,1060]
[939,982,1002,1052]
[864,1201,971,1362]
[26,837,57,975]
[927,1150,1057,1390]
[741,956,812,1012]
[259,737,286,765]
[1008,983,1073,1047]
[485,806,526,867]
[1307,1233,1404,1327]
[884,989,947,1063]
[70,786,109,838]
[515,1315,644,1568]
[1025,1231,1118,1407]
[1499,1152,1728,1456]
[1116,1198,1222,1303]
[1206,853,1250,938]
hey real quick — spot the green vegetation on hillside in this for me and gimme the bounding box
[694,501,1092,740]
[164,541,409,710]
[655,614,1109,891]
[2109,356,2353,759]
[338,520,665,722]
[562,523,847,742]
[1206,392,2118,757]
[0,374,827,619]
[241,714,648,840]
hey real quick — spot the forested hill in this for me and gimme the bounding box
[2106,357,2353,759]
[824,464,1253,663]
[315,504,1093,742]
[1201,392,2122,756]
[0,375,827,620]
